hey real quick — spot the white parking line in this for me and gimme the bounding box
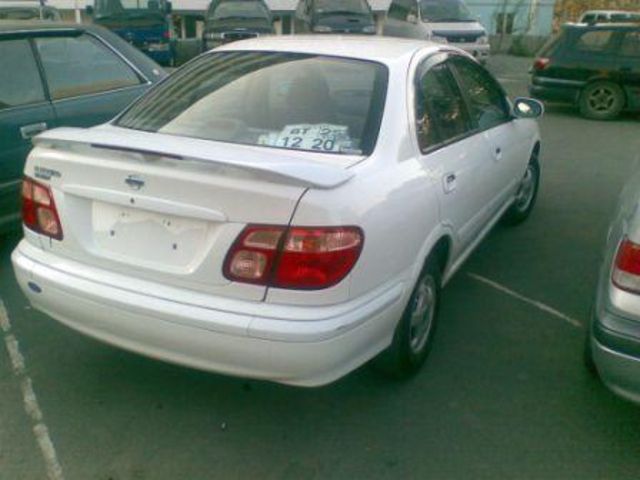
[467,273,583,329]
[0,299,65,480]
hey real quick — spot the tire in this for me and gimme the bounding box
[579,81,625,120]
[503,151,540,226]
[373,256,441,379]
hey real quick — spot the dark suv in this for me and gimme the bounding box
[294,0,376,35]
[529,23,640,120]
[202,0,274,51]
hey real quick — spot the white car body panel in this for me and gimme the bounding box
[12,36,540,386]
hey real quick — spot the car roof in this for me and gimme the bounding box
[0,20,89,34]
[564,22,640,31]
[581,10,632,15]
[0,20,166,81]
[214,35,441,64]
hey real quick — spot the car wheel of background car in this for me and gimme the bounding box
[373,255,441,379]
[579,81,625,120]
[503,150,540,225]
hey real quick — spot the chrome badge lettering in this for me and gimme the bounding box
[34,166,61,181]
[125,175,145,190]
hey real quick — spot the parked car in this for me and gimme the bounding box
[579,10,640,24]
[0,1,61,21]
[0,21,166,234]
[86,0,176,67]
[203,0,274,51]
[383,0,490,63]
[294,0,376,34]
[12,36,542,386]
[529,23,640,120]
[585,169,640,405]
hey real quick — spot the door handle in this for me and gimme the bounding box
[20,122,48,140]
[443,173,457,194]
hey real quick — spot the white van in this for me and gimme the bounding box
[383,0,489,63]
[579,10,640,24]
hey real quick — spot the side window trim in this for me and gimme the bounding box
[448,54,513,133]
[27,36,53,103]
[414,53,476,155]
[85,32,151,85]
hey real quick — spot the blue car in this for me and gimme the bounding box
[0,21,166,234]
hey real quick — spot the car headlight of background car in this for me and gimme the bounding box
[147,42,170,51]
[313,25,333,33]
[362,25,376,33]
[204,32,224,40]
[477,35,489,44]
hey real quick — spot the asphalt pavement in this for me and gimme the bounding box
[1,55,640,480]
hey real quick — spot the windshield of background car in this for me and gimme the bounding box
[0,7,40,20]
[116,52,388,156]
[212,2,269,20]
[315,0,370,16]
[420,0,474,22]
[94,0,166,19]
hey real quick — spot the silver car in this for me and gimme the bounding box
[587,170,640,404]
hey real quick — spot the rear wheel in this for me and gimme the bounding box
[503,152,540,226]
[373,256,441,378]
[579,81,625,120]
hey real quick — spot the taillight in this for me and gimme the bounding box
[224,225,363,290]
[533,57,550,71]
[163,29,171,40]
[21,176,63,240]
[612,238,640,293]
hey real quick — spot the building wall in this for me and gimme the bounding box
[466,0,558,37]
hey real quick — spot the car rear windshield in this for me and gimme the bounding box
[315,0,370,16]
[211,2,270,21]
[116,51,388,156]
[538,33,562,56]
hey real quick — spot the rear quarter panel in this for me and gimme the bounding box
[266,57,441,306]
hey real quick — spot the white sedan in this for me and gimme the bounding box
[12,36,542,386]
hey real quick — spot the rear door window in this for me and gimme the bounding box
[415,61,472,151]
[35,34,142,100]
[0,39,46,110]
[620,31,640,57]
[574,30,616,53]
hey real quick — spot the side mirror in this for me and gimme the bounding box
[513,97,544,119]
[85,5,94,16]
[165,1,172,14]
[406,13,417,24]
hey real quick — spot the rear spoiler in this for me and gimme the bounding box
[33,127,357,189]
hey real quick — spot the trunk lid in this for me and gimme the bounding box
[27,125,358,302]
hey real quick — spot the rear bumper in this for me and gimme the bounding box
[12,240,405,386]
[529,77,583,104]
[592,307,640,404]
